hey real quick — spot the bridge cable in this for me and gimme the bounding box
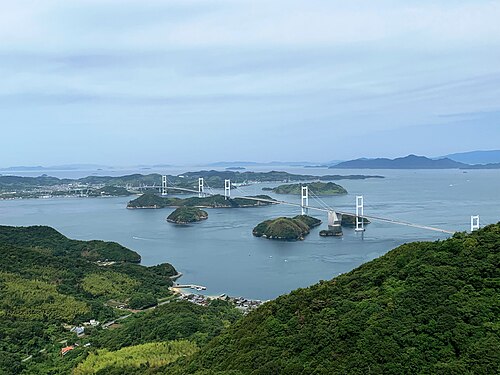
[308,189,334,212]
[203,182,217,196]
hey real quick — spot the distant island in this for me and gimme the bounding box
[167,207,208,224]
[252,215,322,241]
[0,170,383,200]
[263,182,347,195]
[175,170,384,186]
[330,155,468,169]
[127,192,276,209]
[330,154,500,169]
[443,149,500,164]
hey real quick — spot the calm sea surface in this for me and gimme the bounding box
[1,167,499,300]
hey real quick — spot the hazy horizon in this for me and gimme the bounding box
[1,1,500,166]
[3,149,500,170]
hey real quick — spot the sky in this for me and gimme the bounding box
[1,0,500,166]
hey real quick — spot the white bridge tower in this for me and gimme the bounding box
[355,195,365,232]
[470,215,480,232]
[224,179,231,200]
[198,178,204,198]
[301,186,309,215]
[161,175,168,196]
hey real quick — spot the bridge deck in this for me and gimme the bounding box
[159,181,455,235]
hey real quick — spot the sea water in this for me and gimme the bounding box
[1,168,498,300]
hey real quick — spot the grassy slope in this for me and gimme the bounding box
[74,341,198,375]
[166,225,500,374]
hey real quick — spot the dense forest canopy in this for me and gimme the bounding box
[0,225,141,263]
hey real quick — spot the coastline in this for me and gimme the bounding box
[170,277,266,313]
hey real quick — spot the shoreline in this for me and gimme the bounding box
[170,277,267,313]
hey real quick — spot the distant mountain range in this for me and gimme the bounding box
[330,155,468,169]
[443,150,500,164]
[3,151,500,172]
[208,152,500,169]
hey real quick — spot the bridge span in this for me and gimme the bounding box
[155,175,478,235]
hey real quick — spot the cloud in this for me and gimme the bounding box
[2,1,500,51]
[0,1,499,164]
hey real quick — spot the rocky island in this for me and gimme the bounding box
[127,192,276,209]
[263,181,347,195]
[252,215,322,241]
[167,207,208,224]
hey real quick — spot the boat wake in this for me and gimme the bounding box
[132,236,154,241]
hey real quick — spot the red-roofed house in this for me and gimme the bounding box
[61,346,74,356]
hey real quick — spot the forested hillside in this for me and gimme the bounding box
[164,224,500,374]
[2,224,499,374]
[0,226,176,373]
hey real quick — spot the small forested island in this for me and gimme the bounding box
[263,181,347,195]
[252,215,322,241]
[127,192,276,209]
[319,229,342,237]
[167,207,208,224]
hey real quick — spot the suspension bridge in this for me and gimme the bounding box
[149,175,481,235]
